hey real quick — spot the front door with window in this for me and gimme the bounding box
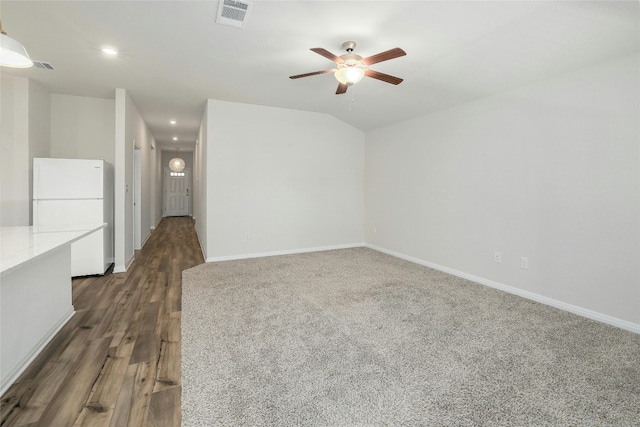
[164,168,190,216]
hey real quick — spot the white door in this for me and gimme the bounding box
[164,168,190,217]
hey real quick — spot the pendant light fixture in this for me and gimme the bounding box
[169,147,185,172]
[0,20,33,68]
[169,157,186,172]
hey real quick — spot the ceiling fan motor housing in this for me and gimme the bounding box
[339,52,364,67]
[341,41,357,52]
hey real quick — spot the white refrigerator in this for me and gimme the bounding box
[33,158,114,276]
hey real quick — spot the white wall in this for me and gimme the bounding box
[0,76,30,226]
[114,88,158,270]
[114,89,134,272]
[1,83,157,267]
[206,100,365,261]
[0,76,50,226]
[28,80,51,225]
[134,122,155,248]
[50,94,115,165]
[50,92,161,267]
[193,105,208,260]
[28,80,51,160]
[365,53,640,329]
[151,142,162,229]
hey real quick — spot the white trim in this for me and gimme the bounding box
[207,243,365,263]
[126,254,135,270]
[365,244,640,335]
[113,253,135,273]
[140,230,152,249]
[113,265,127,273]
[150,215,163,231]
[196,228,207,262]
[0,308,75,396]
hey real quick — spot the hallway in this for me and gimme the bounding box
[1,217,204,426]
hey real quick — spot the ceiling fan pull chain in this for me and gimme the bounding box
[348,85,356,111]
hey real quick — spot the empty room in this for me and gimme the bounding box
[0,1,638,425]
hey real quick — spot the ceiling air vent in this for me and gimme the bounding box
[216,0,252,28]
[33,61,54,70]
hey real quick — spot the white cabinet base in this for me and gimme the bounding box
[0,246,75,395]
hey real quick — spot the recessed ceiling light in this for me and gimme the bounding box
[101,47,118,56]
[173,137,178,141]
[170,120,177,125]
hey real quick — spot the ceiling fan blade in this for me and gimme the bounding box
[289,69,335,79]
[311,48,344,63]
[362,48,406,66]
[365,69,404,85]
[335,83,348,95]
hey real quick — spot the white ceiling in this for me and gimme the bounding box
[2,1,638,151]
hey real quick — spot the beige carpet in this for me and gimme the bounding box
[181,247,640,426]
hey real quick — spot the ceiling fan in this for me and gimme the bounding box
[289,41,406,95]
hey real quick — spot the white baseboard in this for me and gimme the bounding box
[207,243,366,263]
[151,216,163,230]
[0,308,75,396]
[196,229,207,262]
[113,253,135,274]
[365,244,640,335]
[141,230,152,249]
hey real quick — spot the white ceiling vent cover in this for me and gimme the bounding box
[216,0,253,29]
[33,61,54,70]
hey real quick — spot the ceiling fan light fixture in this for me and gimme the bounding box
[0,32,33,68]
[334,67,365,85]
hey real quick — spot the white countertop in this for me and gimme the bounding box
[0,224,106,277]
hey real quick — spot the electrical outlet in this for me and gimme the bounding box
[373,226,377,234]
[494,251,502,263]
[244,233,250,240]
[521,257,529,269]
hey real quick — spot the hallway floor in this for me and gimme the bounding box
[1,217,204,426]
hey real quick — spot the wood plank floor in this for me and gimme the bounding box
[1,217,204,426]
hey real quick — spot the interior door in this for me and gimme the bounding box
[164,168,190,217]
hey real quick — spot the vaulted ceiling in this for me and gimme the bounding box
[2,1,638,150]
